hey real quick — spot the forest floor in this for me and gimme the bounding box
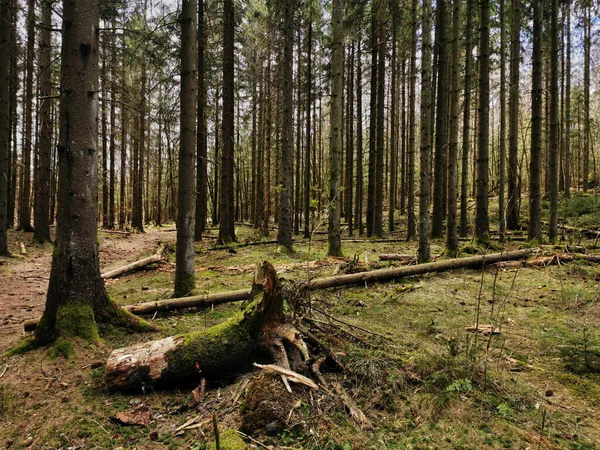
[2,195,600,449]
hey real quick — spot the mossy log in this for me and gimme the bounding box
[105,262,305,391]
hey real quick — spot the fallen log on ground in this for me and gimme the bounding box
[105,262,310,391]
[306,249,531,290]
[101,245,168,279]
[378,254,417,262]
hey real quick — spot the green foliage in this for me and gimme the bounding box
[560,325,600,374]
[446,378,473,394]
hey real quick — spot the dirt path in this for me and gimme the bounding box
[0,228,172,352]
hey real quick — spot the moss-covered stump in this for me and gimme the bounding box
[208,429,247,450]
[105,262,290,391]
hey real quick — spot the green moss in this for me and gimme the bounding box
[4,337,34,357]
[174,274,196,298]
[50,337,75,359]
[208,429,246,450]
[56,303,100,342]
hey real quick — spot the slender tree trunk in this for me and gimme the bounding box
[407,0,418,240]
[432,0,448,239]
[528,0,543,241]
[328,0,344,256]
[0,0,10,253]
[195,0,207,240]
[564,0,571,198]
[373,0,386,238]
[304,21,313,238]
[548,0,559,241]
[475,0,490,242]
[367,9,377,238]
[19,0,35,232]
[345,40,354,236]
[582,3,590,192]
[498,0,506,241]
[277,0,294,250]
[101,34,109,229]
[507,0,521,230]
[219,0,235,243]
[418,0,433,263]
[294,34,301,236]
[108,23,117,229]
[6,0,17,230]
[355,40,364,235]
[119,107,127,229]
[213,87,220,225]
[389,22,397,233]
[33,0,52,243]
[460,0,473,237]
[175,0,197,296]
[262,63,271,236]
[446,0,461,254]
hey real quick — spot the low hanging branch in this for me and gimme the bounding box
[101,245,168,279]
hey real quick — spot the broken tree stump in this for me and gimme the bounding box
[101,245,168,279]
[105,261,307,391]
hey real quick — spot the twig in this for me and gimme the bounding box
[311,306,391,341]
[0,365,8,379]
[235,430,272,449]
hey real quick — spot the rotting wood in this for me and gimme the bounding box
[101,245,168,279]
[105,262,310,391]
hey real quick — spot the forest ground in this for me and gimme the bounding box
[1,196,600,449]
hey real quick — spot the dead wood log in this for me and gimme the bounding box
[378,254,417,262]
[105,262,308,391]
[307,249,532,290]
[123,289,252,315]
[101,245,168,279]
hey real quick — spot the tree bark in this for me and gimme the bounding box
[34,0,151,346]
[407,0,418,240]
[528,0,542,242]
[194,0,207,241]
[418,0,433,263]
[498,0,506,241]
[219,0,236,244]
[277,0,294,251]
[304,21,313,239]
[507,0,521,230]
[355,38,364,235]
[373,0,386,238]
[475,0,490,242]
[548,0,559,241]
[366,9,377,238]
[563,0,571,198]
[175,0,198,297]
[0,0,9,254]
[328,0,344,256]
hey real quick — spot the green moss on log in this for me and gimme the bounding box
[163,292,266,383]
[209,429,246,450]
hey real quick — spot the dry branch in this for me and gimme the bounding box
[101,245,168,279]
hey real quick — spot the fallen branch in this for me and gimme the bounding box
[101,245,168,279]
[253,363,318,390]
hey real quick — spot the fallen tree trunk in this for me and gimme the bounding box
[24,249,532,332]
[101,245,168,279]
[307,249,531,290]
[378,254,418,262]
[105,262,309,391]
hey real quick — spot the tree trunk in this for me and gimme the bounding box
[366,9,377,238]
[389,22,397,233]
[460,0,473,237]
[507,0,521,230]
[345,39,354,237]
[548,0,559,241]
[528,0,542,242]
[407,0,418,240]
[373,0,386,238]
[498,0,506,241]
[33,0,52,243]
[355,38,364,235]
[418,0,433,263]
[328,0,344,257]
[101,34,109,229]
[432,0,448,239]
[0,0,9,254]
[194,0,207,240]
[19,0,35,232]
[219,0,236,244]
[109,22,117,229]
[582,3,590,192]
[563,0,571,198]
[277,0,294,251]
[175,0,197,298]
[304,21,313,238]
[475,0,490,242]
[34,0,151,346]
[446,0,460,255]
